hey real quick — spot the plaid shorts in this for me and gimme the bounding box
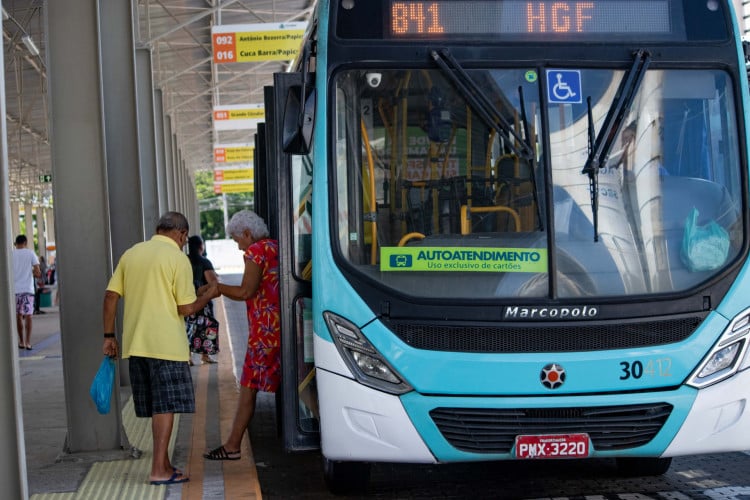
[129,357,195,417]
[15,293,34,316]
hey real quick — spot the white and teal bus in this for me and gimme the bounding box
[257,0,750,493]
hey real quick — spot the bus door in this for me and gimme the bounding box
[254,123,267,231]
[265,73,319,451]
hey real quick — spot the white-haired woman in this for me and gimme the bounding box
[204,210,280,461]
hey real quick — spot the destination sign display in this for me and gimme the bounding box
[386,0,680,39]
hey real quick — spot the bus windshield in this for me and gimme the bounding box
[332,67,742,299]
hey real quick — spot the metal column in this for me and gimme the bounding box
[135,47,160,231]
[45,210,55,247]
[0,20,29,497]
[23,203,33,244]
[153,89,169,214]
[35,207,46,262]
[163,118,176,209]
[10,202,20,238]
[48,0,129,453]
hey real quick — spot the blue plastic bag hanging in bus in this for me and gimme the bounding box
[89,356,116,414]
[681,207,730,272]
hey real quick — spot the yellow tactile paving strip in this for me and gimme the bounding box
[30,397,179,500]
[28,297,262,500]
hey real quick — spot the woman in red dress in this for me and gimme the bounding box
[204,210,280,461]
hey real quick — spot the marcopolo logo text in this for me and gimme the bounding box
[504,305,599,320]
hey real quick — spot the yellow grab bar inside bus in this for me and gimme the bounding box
[460,205,521,235]
[398,232,425,247]
[301,260,312,281]
[360,119,378,265]
[298,367,316,394]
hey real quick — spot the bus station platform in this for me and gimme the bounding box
[20,280,273,499]
[23,276,750,499]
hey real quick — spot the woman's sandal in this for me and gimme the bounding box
[203,445,240,461]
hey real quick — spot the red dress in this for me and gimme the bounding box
[240,238,281,392]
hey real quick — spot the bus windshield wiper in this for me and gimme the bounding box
[431,48,542,229]
[582,49,651,242]
[517,84,543,230]
[430,48,533,160]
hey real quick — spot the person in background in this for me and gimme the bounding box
[50,259,59,306]
[34,255,47,315]
[187,235,219,365]
[204,210,279,461]
[13,235,41,349]
[102,212,218,485]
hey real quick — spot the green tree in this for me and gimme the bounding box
[194,170,254,239]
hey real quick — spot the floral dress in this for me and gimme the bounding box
[186,255,219,355]
[240,238,281,392]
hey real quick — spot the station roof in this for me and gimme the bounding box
[3,0,315,207]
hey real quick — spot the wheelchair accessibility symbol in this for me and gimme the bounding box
[547,69,582,104]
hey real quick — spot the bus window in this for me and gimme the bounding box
[550,69,741,296]
[331,66,742,300]
[292,153,313,280]
[332,68,549,299]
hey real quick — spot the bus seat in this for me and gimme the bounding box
[660,175,738,288]
[495,154,535,230]
[660,176,737,232]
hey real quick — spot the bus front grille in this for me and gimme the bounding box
[430,403,673,454]
[389,316,702,352]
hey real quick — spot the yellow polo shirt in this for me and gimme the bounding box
[106,234,196,361]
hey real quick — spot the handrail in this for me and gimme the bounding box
[460,205,521,235]
[397,232,426,247]
[360,119,378,265]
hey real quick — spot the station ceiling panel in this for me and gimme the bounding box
[3,0,314,205]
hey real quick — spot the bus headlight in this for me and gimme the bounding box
[324,311,413,395]
[688,307,750,388]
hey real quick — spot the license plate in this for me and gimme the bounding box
[515,433,590,459]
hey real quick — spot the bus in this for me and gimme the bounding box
[255,0,750,493]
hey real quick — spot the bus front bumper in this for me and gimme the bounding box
[664,367,750,456]
[317,365,750,463]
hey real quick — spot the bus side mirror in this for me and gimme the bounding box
[282,81,316,155]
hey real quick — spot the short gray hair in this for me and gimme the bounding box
[156,211,189,233]
[226,210,269,239]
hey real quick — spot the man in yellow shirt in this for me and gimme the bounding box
[101,211,218,485]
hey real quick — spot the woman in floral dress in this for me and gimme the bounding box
[204,210,280,461]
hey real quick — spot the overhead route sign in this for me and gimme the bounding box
[214,167,253,182]
[213,181,254,194]
[213,104,264,131]
[214,143,254,163]
[212,22,307,63]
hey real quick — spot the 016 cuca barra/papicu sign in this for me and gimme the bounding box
[211,22,307,63]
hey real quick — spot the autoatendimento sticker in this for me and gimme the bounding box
[380,247,547,272]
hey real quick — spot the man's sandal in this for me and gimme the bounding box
[150,470,189,485]
[203,445,240,461]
